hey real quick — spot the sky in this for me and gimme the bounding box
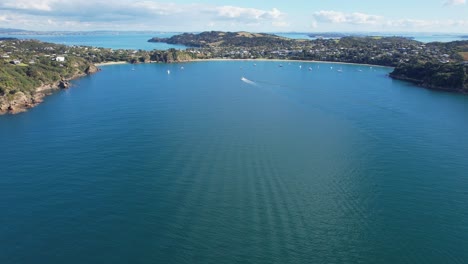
[0,0,467,33]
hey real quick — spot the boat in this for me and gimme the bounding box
[167,70,170,74]
[308,67,313,71]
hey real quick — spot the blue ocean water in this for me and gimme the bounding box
[1,61,468,263]
[0,33,185,50]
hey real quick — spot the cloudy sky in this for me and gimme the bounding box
[0,0,467,32]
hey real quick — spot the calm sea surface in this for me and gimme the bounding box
[1,61,468,263]
[0,33,186,50]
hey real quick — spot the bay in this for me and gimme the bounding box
[1,61,468,263]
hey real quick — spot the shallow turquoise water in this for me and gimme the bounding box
[1,61,468,263]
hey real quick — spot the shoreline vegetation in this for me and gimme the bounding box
[1,31,467,115]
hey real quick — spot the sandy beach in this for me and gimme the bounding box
[95,61,129,67]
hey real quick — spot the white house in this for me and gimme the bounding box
[55,56,65,62]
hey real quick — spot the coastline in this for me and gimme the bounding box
[1,58,462,116]
[192,58,393,68]
[0,58,395,116]
[1,81,68,115]
[0,71,92,115]
[389,73,468,95]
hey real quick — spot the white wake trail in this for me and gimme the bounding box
[241,77,257,86]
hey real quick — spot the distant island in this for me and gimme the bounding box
[307,33,416,40]
[1,31,467,114]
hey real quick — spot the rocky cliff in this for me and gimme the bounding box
[0,66,99,115]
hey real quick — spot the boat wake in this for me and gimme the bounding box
[241,77,257,86]
[241,77,290,88]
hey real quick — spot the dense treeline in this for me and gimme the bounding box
[0,57,91,98]
[149,48,195,63]
[390,61,468,92]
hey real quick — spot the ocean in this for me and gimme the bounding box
[0,32,186,50]
[1,61,468,263]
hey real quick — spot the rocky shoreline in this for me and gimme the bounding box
[389,73,468,94]
[0,64,100,115]
[1,58,465,116]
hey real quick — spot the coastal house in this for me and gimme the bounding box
[10,60,21,65]
[55,56,65,62]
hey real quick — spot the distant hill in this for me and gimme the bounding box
[308,32,351,38]
[0,28,27,34]
[148,31,300,48]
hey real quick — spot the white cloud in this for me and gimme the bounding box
[2,0,54,12]
[443,0,466,6]
[312,10,468,32]
[215,6,284,24]
[313,11,383,25]
[272,21,290,28]
[0,1,288,31]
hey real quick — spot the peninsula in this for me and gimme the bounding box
[150,31,468,93]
